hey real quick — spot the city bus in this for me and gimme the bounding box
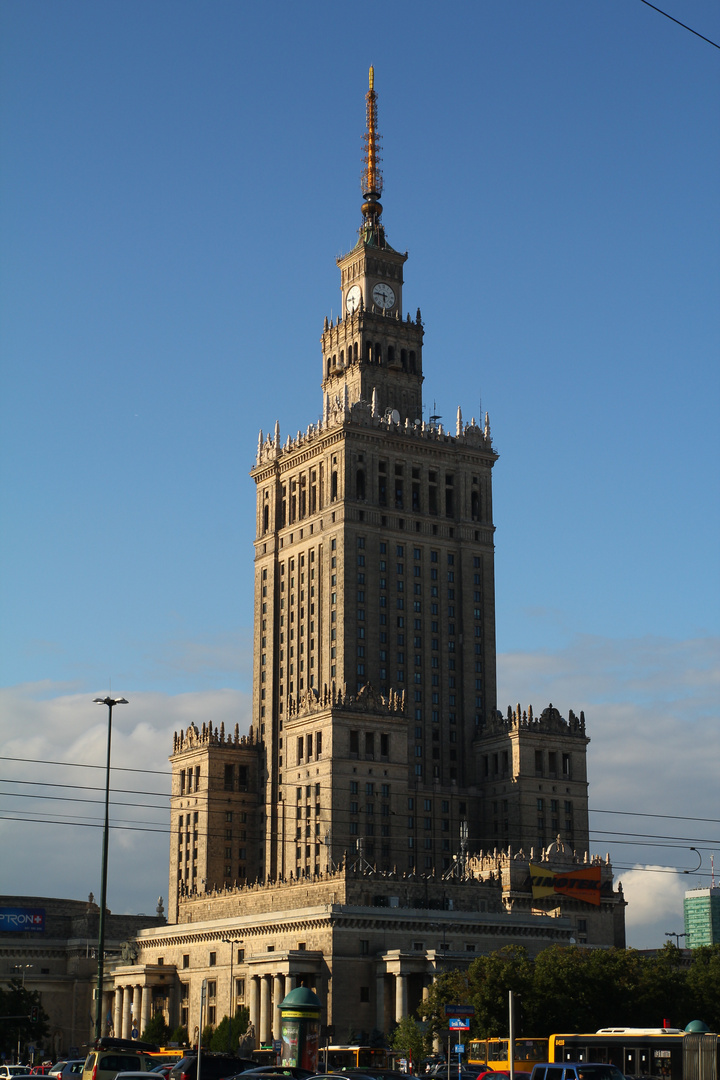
[321,1046,391,1071]
[548,1028,719,1080]
[467,1039,549,1074]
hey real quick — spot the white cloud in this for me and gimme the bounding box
[0,684,251,916]
[620,866,689,946]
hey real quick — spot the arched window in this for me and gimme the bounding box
[340,350,344,366]
[331,471,338,501]
[263,504,269,533]
[387,345,395,365]
[354,341,359,362]
[356,469,366,501]
[409,351,416,373]
[471,491,480,521]
[401,349,407,371]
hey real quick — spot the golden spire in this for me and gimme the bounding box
[362,65,382,198]
[361,66,384,239]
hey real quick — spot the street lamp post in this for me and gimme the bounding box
[93,694,128,1041]
[14,963,33,986]
[665,931,687,947]
[222,938,241,1053]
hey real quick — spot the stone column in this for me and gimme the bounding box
[133,984,142,1036]
[376,974,386,1033]
[259,975,271,1045]
[140,984,151,1033]
[272,975,284,1041]
[394,972,407,1023]
[249,977,260,1045]
[284,974,297,996]
[113,987,122,1038]
[121,985,133,1040]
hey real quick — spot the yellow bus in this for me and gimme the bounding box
[320,1046,390,1071]
[547,1028,718,1080]
[467,1039,549,1074]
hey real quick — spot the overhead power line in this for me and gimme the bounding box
[0,811,710,879]
[2,754,718,827]
[637,0,720,49]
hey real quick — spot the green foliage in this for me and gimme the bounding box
[466,947,534,1037]
[207,1008,250,1052]
[201,1023,215,1049]
[686,944,720,1032]
[0,980,49,1060]
[170,1025,190,1046]
[419,968,471,1042]
[142,1011,172,1045]
[414,943,720,1040]
[391,1015,427,1072]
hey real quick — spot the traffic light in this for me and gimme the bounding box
[30,1006,39,1023]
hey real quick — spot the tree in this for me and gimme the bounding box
[465,947,534,1037]
[208,1008,250,1052]
[391,1015,427,1074]
[170,1025,190,1047]
[142,1011,172,1045]
[419,968,470,1044]
[0,979,49,1062]
[686,945,720,1032]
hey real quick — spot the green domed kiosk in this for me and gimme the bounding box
[278,984,321,1071]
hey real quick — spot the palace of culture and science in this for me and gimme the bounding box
[84,71,625,1050]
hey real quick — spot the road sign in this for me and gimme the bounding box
[444,1004,475,1017]
[454,1045,465,1054]
[448,1018,470,1030]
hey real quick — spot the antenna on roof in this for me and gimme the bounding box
[429,399,442,424]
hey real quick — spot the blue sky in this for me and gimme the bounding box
[1,0,718,951]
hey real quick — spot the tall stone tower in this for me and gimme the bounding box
[167,69,592,915]
[249,69,500,883]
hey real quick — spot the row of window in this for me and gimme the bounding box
[179,766,201,795]
[325,342,418,377]
[296,731,322,764]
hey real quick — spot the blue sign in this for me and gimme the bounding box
[0,908,45,933]
[454,1045,465,1054]
[449,1018,470,1029]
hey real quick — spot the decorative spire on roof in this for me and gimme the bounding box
[361,66,385,245]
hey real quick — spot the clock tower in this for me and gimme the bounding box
[322,68,423,425]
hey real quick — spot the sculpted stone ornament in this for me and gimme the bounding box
[120,941,139,965]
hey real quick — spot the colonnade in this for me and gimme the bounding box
[100,983,153,1039]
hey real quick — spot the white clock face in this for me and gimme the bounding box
[346,284,362,314]
[372,282,395,310]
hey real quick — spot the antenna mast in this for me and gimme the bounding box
[361,66,384,243]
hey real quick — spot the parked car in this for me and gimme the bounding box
[170,1057,256,1080]
[49,1062,85,1080]
[530,1065,625,1080]
[0,1069,34,1079]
